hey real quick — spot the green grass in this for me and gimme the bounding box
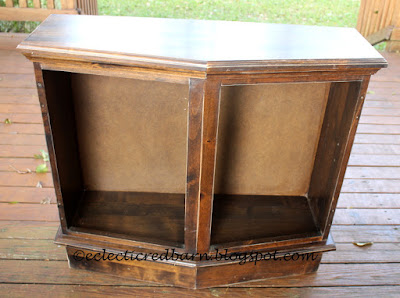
[98,0,360,27]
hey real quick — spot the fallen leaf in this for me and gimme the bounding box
[4,118,12,124]
[36,181,43,188]
[34,150,49,162]
[36,163,48,173]
[40,150,49,162]
[367,90,375,94]
[353,242,373,247]
[8,201,19,204]
[40,197,51,204]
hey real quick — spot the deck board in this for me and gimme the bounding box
[0,32,399,296]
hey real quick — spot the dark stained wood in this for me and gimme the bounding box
[64,242,334,289]
[36,66,84,233]
[185,78,205,252]
[71,191,184,247]
[17,15,387,74]
[210,195,319,246]
[66,246,198,289]
[308,81,362,235]
[196,254,323,289]
[197,79,221,253]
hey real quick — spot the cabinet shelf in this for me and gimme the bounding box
[211,195,320,246]
[70,191,185,247]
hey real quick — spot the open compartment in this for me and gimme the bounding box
[211,81,361,247]
[42,70,189,247]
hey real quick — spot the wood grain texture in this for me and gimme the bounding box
[5,18,394,296]
[71,191,185,247]
[17,15,387,73]
[185,78,205,252]
[308,81,362,235]
[197,79,221,253]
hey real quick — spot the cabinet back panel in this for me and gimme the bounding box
[214,82,330,196]
[71,74,189,193]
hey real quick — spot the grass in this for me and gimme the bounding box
[98,0,360,27]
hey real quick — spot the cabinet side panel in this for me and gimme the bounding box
[42,70,84,227]
[308,81,362,232]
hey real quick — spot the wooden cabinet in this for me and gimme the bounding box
[18,15,387,289]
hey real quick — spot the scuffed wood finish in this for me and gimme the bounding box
[308,81,362,234]
[185,79,205,252]
[322,77,372,239]
[17,15,387,73]
[65,241,332,289]
[16,16,388,289]
[197,79,221,253]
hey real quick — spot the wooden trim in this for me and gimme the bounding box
[35,57,199,84]
[0,7,78,22]
[308,80,363,236]
[197,79,222,253]
[322,77,371,239]
[216,71,375,86]
[185,79,205,253]
[32,63,68,234]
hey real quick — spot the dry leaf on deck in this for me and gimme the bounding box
[353,242,373,247]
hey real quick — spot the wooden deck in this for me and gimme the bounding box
[0,33,399,297]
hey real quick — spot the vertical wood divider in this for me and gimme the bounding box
[197,78,222,253]
[185,78,205,253]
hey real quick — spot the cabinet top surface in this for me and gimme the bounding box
[18,14,387,72]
